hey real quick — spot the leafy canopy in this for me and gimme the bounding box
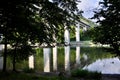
[92,0,120,55]
[0,0,81,71]
[0,0,81,45]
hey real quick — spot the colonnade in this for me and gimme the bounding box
[29,25,81,72]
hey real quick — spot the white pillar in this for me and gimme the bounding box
[29,55,34,69]
[53,46,57,71]
[75,26,80,65]
[43,48,51,72]
[64,28,70,44]
[64,27,70,72]
[76,26,80,42]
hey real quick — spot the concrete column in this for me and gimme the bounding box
[64,27,70,72]
[75,26,80,65]
[64,28,70,44]
[53,46,57,71]
[29,55,34,69]
[76,26,80,42]
[43,48,51,72]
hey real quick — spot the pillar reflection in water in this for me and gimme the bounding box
[64,27,70,72]
[65,46,70,72]
[0,45,3,69]
[76,25,80,66]
[29,55,34,69]
[43,48,51,72]
[53,46,57,71]
[76,46,80,65]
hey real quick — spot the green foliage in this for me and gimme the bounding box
[7,45,35,62]
[0,0,81,71]
[70,17,96,41]
[0,0,81,45]
[80,28,94,41]
[34,48,44,71]
[70,26,76,41]
[71,69,101,79]
[92,0,120,56]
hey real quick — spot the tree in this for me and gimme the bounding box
[92,0,120,56]
[0,0,81,71]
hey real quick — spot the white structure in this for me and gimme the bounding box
[64,27,70,72]
[76,26,80,42]
[0,45,4,51]
[53,45,58,71]
[75,25,80,66]
[0,57,3,69]
[28,20,90,72]
[52,34,58,71]
[43,48,51,72]
[64,46,70,72]
[76,46,80,65]
[29,55,34,69]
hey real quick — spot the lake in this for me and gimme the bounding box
[0,46,118,74]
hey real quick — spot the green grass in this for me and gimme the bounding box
[71,69,101,80]
[0,71,102,80]
[0,71,72,80]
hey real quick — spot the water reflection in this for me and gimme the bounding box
[0,57,3,69]
[83,57,120,74]
[82,54,88,61]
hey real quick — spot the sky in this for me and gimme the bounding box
[49,0,101,21]
[78,0,101,19]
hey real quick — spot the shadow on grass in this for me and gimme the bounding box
[71,69,102,80]
[0,71,73,80]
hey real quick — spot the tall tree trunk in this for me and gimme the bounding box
[3,37,7,71]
